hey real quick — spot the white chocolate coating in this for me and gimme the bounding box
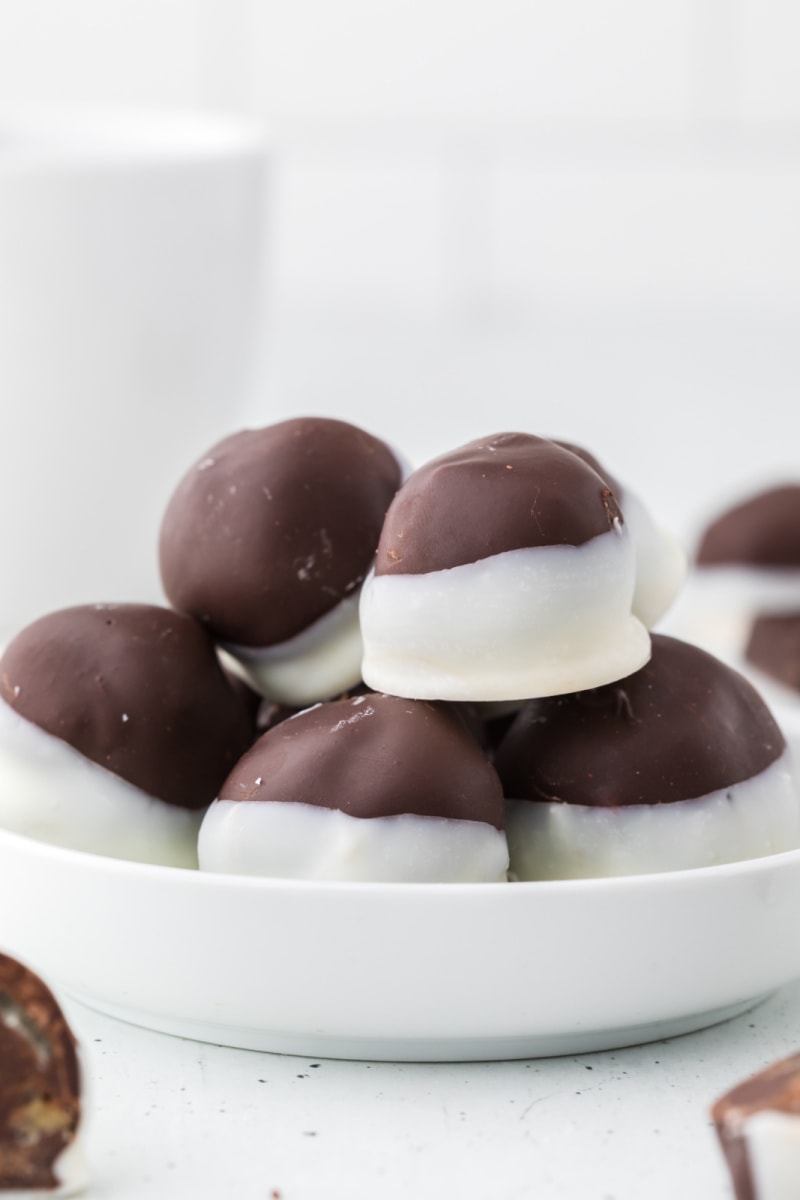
[667,566,800,663]
[359,526,650,701]
[0,699,202,868]
[745,1110,800,1200]
[694,566,800,611]
[622,488,687,629]
[222,591,363,706]
[198,800,509,883]
[505,752,800,880]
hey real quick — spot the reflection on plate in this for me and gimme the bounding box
[0,827,799,1061]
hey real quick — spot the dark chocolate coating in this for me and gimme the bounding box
[255,690,489,755]
[225,668,262,724]
[697,485,800,568]
[442,701,491,751]
[495,634,785,807]
[554,440,622,496]
[0,604,255,810]
[374,433,624,576]
[255,682,372,736]
[482,709,519,759]
[219,692,504,828]
[746,612,800,692]
[159,418,402,646]
[255,699,303,737]
[0,953,81,1191]
[712,1052,800,1200]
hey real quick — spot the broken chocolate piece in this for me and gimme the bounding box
[712,1052,800,1200]
[0,952,86,1194]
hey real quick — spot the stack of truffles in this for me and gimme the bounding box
[0,418,798,882]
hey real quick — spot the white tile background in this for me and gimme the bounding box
[1,0,799,319]
[1,0,799,538]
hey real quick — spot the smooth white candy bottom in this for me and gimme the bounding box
[506,753,800,880]
[198,799,510,883]
[360,528,650,701]
[622,489,687,629]
[223,592,363,706]
[0,700,202,868]
[744,1111,800,1200]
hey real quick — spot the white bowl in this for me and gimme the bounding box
[1,828,799,1061]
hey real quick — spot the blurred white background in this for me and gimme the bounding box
[1,0,799,543]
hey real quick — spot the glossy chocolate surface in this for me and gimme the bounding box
[495,634,785,806]
[0,953,81,1191]
[375,433,623,576]
[697,485,800,568]
[554,440,622,495]
[746,612,800,692]
[0,604,255,809]
[712,1052,800,1200]
[254,682,371,736]
[220,692,504,828]
[160,417,402,645]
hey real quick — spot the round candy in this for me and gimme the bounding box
[360,432,650,701]
[697,484,800,570]
[0,604,255,867]
[159,417,403,705]
[198,692,509,882]
[685,484,800,658]
[495,634,799,879]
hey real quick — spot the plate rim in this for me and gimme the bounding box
[2,823,800,897]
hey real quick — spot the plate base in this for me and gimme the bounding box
[66,991,771,1062]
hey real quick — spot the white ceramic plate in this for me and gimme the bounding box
[1,827,800,1061]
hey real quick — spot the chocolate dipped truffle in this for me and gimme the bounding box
[495,634,799,880]
[712,1052,800,1200]
[556,440,686,628]
[698,485,800,571]
[159,417,403,706]
[0,952,87,1195]
[359,432,650,701]
[687,484,800,658]
[746,612,800,694]
[0,604,254,867]
[198,692,509,882]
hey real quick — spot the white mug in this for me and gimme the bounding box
[0,108,267,638]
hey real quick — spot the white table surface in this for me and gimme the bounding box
[64,978,800,1200]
